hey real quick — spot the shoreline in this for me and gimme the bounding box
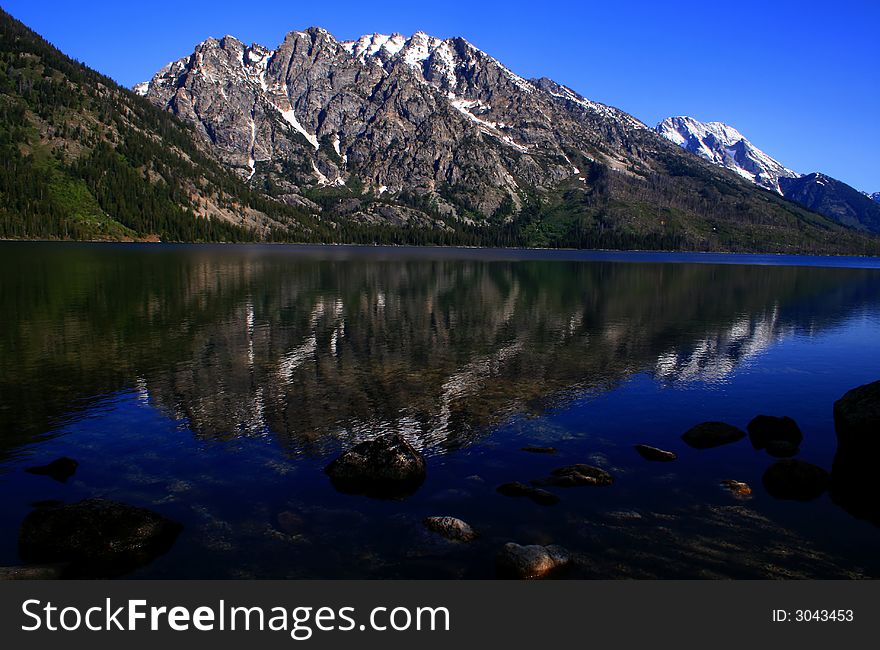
[2,238,880,268]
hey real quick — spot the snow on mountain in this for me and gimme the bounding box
[870,192,880,203]
[655,116,799,194]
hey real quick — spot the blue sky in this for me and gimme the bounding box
[4,0,878,192]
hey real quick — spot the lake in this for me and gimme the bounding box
[1,242,880,578]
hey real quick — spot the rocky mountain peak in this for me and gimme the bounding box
[656,115,799,193]
[135,26,656,217]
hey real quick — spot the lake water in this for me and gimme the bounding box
[2,242,880,578]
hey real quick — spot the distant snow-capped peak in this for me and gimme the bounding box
[655,116,799,194]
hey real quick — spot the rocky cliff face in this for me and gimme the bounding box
[137,29,663,218]
[655,116,798,194]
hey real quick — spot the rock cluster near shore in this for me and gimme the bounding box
[5,379,877,580]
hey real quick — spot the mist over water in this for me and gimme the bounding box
[2,243,880,578]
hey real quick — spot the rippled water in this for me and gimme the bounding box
[1,243,880,578]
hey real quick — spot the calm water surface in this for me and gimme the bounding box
[2,243,880,578]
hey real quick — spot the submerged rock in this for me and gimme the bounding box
[423,516,476,542]
[681,422,746,449]
[634,444,677,462]
[0,565,66,580]
[496,482,559,505]
[19,499,182,578]
[25,457,78,483]
[325,434,426,498]
[764,440,800,458]
[748,415,802,454]
[762,460,829,501]
[496,543,570,579]
[534,464,613,487]
[720,479,753,498]
[521,446,557,454]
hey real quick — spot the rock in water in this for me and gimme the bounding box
[831,380,880,524]
[720,479,752,498]
[325,433,426,497]
[534,464,613,487]
[747,415,803,453]
[521,446,557,454]
[834,380,880,446]
[496,543,570,579]
[25,457,79,483]
[681,422,746,449]
[423,516,476,542]
[496,482,560,505]
[19,499,182,578]
[634,444,677,462]
[762,460,829,501]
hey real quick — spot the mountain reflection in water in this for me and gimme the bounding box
[1,244,880,578]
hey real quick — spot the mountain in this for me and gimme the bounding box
[655,116,798,194]
[132,28,880,254]
[780,173,880,234]
[656,116,880,235]
[0,8,334,241]
[2,9,878,254]
[869,192,880,203]
[136,30,648,219]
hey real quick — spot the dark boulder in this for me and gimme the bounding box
[25,457,78,483]
[834,380,880,448]
[496,482,559,505]
[831,381,880,525]
[634,444,677,462]
[423,516,476,542]
[762,460,829,501]
[681,422,746,449]
[533,464,614,487]
[19,499,182,578]
[747,415,802,454]
[496,543,570,579]
[325,434,426,498]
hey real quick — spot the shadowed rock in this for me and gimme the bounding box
[681,422,746,449]
[19,499,182,578]
[521,446,557,454]
[533,464,614,487]
[325,434,426,498]
[833,380,880,446]
[25,457,79,483]
[748,415,802,456]
[763,460,829,502]
[496,543,570,579]
[831,380,880,525]
[496,482,559,505]
[634,444,677,462]
[423,516,476,542]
